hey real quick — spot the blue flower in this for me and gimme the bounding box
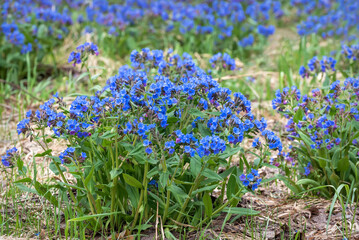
[243,180,250,187]
[143,140,151,146]
[247,173,254,181]
[251,169,259,177]
[239,174,246,181]
[252,138,261,148]
[228,134,235,143]
[148,179,158,188]
[145,147,153,155]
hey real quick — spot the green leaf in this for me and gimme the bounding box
[58,182,86,191]
[203,192,213,217]
[190,156,201,177]
[34,181,59,206]
[219,166,235,179]
[202,169,223,181]
[37,24,48,39]
[68,212,126,222]
[198,124,211,136]
[262,174,301,193]
[188,108,206,118]
[293,108,304,124]
[91,73,102,81]
[205,111,221,116]
[159,171,170,188]
[34,149,52,157]
[329,172,340,187]
[123,173,143,189]
[296,178,320,186]
[191,184,217,195]
[126,185,140,209]
[14,178,32,183]
[133,224,153,231]
[222,207,260,216]
[15,183,37,194]
[218,147,241,160]
[226,175,239,200]
[337,156,349,172]
[49,161,66,175]
[110,168,123,180]
[84,166,95,187]
[100,131,117,139]
[129,143,146,164]
[168,184,188,205]
[297,129,314,147]
[148,191,165,207]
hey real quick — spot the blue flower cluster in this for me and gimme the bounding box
[273,76,359,173]
[82,0,281,45]
[59,147,87,164]
[17,93,92,139]
[68,42,99,66]
[12,47,282,168]
[209,53,236,71]
[294,0,359,41]
[342,44,359,61]
[1,147,18,167]
[238,35,254,48]
[257,25,275,37]
[299,56,337,78]
[272,86,301,111]
[59,147,75,164]
[1,0,73,54]
[274,79,359,144]
[1,23,32,54]
[239,169,262,191]
[2,0,282,56]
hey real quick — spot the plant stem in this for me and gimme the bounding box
[162,189,171,224]
[68,139,99,216]
[195,186,244,229]
[53,161,78,204]
[131,161,149,230]
[218,156,233,205]
[175,163,206,223]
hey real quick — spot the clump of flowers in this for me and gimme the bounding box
[342,44,359,61]
[294,0,358,41]
[273,77,359,198]
[238,34,255,48]
[299,56,337,78]
[257,25,275,37]
[210,52,236,71]
[1,147,18,167]
[68,42,99,66]
[341,44,359,76]
[240,169,262,191]
[6,46,282,232]
[1,1,73,81]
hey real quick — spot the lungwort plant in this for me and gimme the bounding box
[2,46,282,233]
[273,77,359,198]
